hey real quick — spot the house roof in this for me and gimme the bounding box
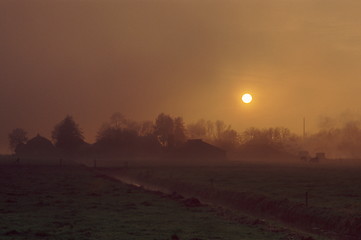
[27,134,54,148]
[183,139,226,153]
[15,134,56,157]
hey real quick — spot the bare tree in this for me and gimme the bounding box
[8,128,28,152]
[139,121,154,136]
[110,112,125,129]
[187,119,207,139]
[154,113,174,147]
[174,117,187,145]
[215,129,239,151]
[215,120,228,139]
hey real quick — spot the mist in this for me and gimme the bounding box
[2,0,361,153]
[302,112,361,159]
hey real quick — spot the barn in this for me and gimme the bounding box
[175,139,227,163]
[15,134,57,158]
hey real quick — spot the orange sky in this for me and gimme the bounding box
[1,0,361,153]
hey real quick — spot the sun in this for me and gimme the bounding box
[241,93,253,103]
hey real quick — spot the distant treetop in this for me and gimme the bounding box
[51,115,84,155]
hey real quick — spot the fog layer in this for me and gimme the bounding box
[2,0,361,153]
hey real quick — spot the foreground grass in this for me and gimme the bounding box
[0,165,297,240]
[121,164,361,216]
[102,164,361,239]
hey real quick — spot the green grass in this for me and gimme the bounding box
[0,165,305,240]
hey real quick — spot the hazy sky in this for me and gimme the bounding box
[2,0,361,153]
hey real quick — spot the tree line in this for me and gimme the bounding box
[8,112,304,161]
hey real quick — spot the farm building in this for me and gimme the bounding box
[174,139,227,163]
[15,134,57,158]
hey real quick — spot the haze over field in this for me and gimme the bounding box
[2,0,361,153]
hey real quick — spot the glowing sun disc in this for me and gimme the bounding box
[242,93,253,103]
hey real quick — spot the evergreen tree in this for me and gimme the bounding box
[52,115,84,155]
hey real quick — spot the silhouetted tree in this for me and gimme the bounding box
[242,127,263,143]
[154,113,174,147]
[305,121,361,158]
[205,120,215,139]
[109,112,141,133]
[199,120,239,151]
[238,127,298,158]
[187,120,206,139]
[52,115,84,155]
[125,119,141,133]
[215,129,239,151]
[242,127,295,145]
[187,119,215,140]
[110,112,125,128]
[96,124,120,142]
[8,128,28,152]
[95,124,138,157]
[96,124,136,146]
[215,120,227,139]
[174,117,187,146]
[139,121,154,136]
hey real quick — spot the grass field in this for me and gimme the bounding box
[119,164,361,214]
[103,163,361,239]
[0,164,317,240]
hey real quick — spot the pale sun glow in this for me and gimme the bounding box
[242,93,253,104]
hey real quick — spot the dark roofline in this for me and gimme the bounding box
[185,139,226,153]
